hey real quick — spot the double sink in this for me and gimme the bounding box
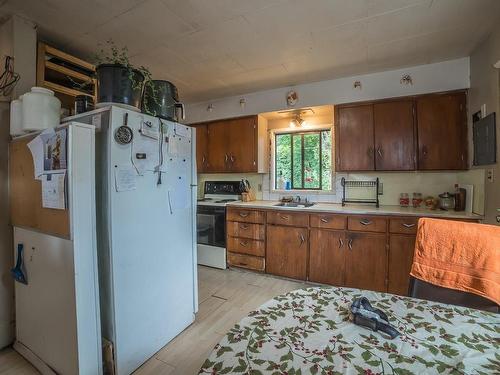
[274,202,316,208]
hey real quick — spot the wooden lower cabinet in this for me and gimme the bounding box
[344,232,387,292]
[309,229,345,285]
[388,234,416,296]
[227,252,265,271]
[266,225,308,280]
[227,207,478,293]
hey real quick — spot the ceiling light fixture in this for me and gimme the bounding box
[290,114,305,128]
[400,74,413,86]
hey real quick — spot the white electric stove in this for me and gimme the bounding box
[197,181,242,269]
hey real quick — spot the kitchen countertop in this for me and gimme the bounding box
[227,200,483,220]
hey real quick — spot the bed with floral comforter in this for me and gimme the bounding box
[200,287,499,374]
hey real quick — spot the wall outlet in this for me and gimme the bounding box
[378,183,383,195]
[258,184,262,192]
[487,169,494,183]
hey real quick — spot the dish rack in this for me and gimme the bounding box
[341,177,380,207]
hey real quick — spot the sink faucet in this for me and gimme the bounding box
[294,195,301,203]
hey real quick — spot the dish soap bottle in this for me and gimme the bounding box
[277,172,285,190]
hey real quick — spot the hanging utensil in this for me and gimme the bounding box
[11,243,28,285]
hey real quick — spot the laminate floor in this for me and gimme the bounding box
[0,266,308,375]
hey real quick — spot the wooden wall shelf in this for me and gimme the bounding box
[37,42,96,114]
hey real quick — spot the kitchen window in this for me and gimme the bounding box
[274,129,332,191]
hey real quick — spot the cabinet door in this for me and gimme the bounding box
[227,116,257,173]
[416,92,467,170]
[206,121,229,172]
[266,225,308,280]
[309,229,345,286]
[194,124,208,172]
[374,100,415,170]
[336,105,374,171]
[344,232,387,292]
[388,234,416,296]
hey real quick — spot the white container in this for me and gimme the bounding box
[10,97,24,136]
[21,87,61,131]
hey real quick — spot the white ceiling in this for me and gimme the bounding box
[1,0,500,103]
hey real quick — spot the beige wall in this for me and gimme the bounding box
[469,22,500,224]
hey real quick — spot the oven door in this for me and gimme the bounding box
[196,205,226,248]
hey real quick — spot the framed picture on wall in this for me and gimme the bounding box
[473,112,496,166]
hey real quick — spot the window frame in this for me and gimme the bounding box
[270,125,334,193]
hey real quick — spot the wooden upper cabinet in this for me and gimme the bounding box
[206,120,229,172]
[374,100,415,171]
[335,104,375,171]
[194,124,208,172]
[416,91,467,170]
[227,116,257,173]
[192,115,268,173]
[336,90,468,172]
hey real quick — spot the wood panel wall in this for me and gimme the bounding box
[9,135,70,238]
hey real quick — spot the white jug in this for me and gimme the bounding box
[10,97,23,136]
[21,87,61,131]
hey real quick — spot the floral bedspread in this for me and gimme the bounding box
[200,287,499,375]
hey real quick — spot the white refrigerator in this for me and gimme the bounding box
[67,106,198,375]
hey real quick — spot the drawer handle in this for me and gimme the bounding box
[240,224,249,230]
[360,220,372,226]
[320,218,329,223]
[299,233,305,246]
[338,237,344,248]
[239,262,248,266]
[239,241,248,247]
[239,212,249,218]
[280,215,290,221]
[348,239,353,250]
[402,223,415,228]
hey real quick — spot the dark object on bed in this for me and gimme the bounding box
[473,112,496,166]
[408,278,499,313]
[350,297,400,338]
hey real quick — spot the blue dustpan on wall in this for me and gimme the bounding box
[11,243,28,285]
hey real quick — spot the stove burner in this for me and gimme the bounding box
[197,198,213,202]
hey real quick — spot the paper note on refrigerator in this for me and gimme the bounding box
[168,173,190,211]
[115,165,137,192]
[42,172,66,209]
[27,128,55,180]
[168,135,191,158]
[132,132,160,174]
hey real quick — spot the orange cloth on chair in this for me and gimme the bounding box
[410,218,500,305]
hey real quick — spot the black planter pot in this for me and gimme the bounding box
[142,80,185,121]
[96,64,144,109]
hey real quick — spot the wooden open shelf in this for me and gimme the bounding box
[37,42,96,115]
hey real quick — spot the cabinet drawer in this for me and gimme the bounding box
[310,214,346,230]
[227,208,265,224]
[227,221,265,240]
[227,252,265,271]
[348,216,387,232]
[389,217,419,234]
[267,211,309,227]
[227,237,265,257]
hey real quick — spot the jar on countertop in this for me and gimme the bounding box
[399,193,410,207]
